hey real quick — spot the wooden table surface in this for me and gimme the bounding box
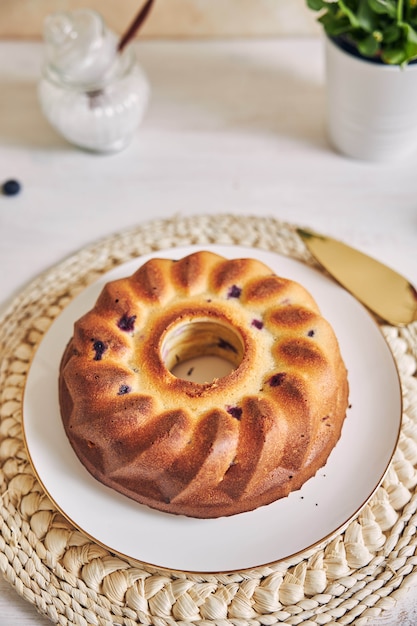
[1,37,417,625]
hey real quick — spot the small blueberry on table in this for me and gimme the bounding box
[2,179,22,196]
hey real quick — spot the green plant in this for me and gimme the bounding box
[306,0,417,64]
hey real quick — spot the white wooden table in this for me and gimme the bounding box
[1,37,416,625]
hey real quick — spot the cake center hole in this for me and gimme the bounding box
[161,319,245,383]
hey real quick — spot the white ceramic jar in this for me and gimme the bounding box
[325,37,417,162]
[38,10,150,153]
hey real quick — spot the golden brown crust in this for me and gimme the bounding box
[59,250,349,518]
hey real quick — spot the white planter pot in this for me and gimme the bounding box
[325,37,417,162]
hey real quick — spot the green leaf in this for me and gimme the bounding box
[338,1,362,28]
[368,0,397,18]
[381,47,406,63]
[318,12,352,36]
[357,0,379,32]
[306,0,328,10]
[404,26,417,62]
[381,23,401,43]
[402,22,417,44]
[357,33,381,56]
[405,45,417,62]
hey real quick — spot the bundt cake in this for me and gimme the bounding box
[59,250,349,518]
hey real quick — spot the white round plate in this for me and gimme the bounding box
[23,245,402,573]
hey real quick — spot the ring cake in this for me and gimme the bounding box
[59,250,349,518]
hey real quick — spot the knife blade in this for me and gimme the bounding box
[297,228,417,327]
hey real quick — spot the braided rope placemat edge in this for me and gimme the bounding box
[1,213,417,626]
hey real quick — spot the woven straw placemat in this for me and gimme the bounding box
[1,213,417,626]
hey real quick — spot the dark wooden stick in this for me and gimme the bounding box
[118,0,155,53]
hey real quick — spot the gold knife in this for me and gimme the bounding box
[297,229,417,327]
